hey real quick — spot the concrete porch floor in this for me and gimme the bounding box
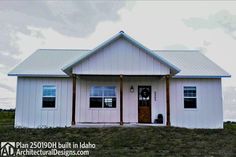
[72,123,165,128]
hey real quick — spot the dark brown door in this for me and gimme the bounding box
[138,86,151,123]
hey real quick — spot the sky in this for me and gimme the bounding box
[0,1,235,121]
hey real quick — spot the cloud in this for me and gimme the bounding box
[163,44,190,50]
[0,1,126,109]
[0,97,15,109]
[163,41,211,54]
[0,83,15,93]
[0,53,20,73]
[0,97,15,103]
[223,86,236,121]
[0,1,125,56]
[183,10,236,39]
[0,0,125,72]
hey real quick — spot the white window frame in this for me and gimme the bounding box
[183,86,197,109]
[42,85,57,109]
[89,86,117,108]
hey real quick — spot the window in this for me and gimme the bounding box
[184,86,197,109]
[42,85,56,108]
[90,86,116,108]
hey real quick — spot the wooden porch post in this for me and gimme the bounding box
[71,74,76,125]
[120,75,123,125]
[165,75,171,126]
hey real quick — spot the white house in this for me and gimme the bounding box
[9,31,230,128]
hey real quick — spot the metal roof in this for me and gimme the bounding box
[8,49,90,77]
[154,50,230,78]
[8,32,230,78]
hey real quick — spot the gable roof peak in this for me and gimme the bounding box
[62,31,181,75]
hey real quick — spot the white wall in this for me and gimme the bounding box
[170,78,223,128]
[15,76,223,128]
[73,38,170,75]
[15,77,72,128]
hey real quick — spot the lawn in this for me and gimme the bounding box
[0,111,235,157]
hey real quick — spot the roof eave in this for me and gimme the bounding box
[8,73,69,77]
[173,75,231,78]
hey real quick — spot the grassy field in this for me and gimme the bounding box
[0,111,235,156]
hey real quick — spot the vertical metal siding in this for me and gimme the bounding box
[72,38,170,75]
[170,78,223,128]
[15,77,72,128]
[15,77,223,128]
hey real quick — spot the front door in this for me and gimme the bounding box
[138,86,151,123]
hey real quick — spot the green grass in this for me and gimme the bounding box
[0,111,235,156]
[0,111,14,128]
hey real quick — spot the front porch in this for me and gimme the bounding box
[73,122,165,128]
[71,75,171,127]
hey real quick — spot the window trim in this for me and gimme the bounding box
[183,86,197,109]
[42,85,57,109]
[89,86,117,109]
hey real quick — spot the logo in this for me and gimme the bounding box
[0,142,15,156]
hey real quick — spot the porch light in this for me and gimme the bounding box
[130,85,134,93]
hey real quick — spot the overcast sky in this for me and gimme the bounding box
[0,1,235,120]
